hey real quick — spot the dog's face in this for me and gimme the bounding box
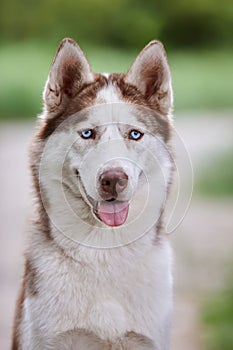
[35,38,173,240]
[69,105,144,227]
[65,103,173,228]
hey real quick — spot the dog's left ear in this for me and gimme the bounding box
[125,41,173,115]
[43,38,94,114]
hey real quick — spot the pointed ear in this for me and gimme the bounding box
[43,38,94,114]
[125,40,173,116]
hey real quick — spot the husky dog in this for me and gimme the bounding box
[12,38,174,350]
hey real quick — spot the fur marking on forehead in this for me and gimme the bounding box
[97,82,123,104]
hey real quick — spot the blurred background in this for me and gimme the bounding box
[0,0,232,349]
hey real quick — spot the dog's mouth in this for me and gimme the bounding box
[94,200,129,227]
[76,170,129,227]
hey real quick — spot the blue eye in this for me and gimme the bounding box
[81,129,95,139]
[129,130,143,141]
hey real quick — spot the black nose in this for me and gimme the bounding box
[99,168,128,199]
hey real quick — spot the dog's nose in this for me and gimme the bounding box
[99,168,128,198]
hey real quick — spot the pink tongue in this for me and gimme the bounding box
[98,201,129,227]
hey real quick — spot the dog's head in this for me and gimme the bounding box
[35,39,173,240]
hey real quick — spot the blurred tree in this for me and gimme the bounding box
[159,0,233,48]
[0,0,232,49]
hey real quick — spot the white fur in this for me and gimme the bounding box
[97,82,122,104]
[21,228,172,350]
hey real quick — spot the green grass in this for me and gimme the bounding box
[0,41,233,119]
[0,41,53,119]
[197,149,233,198]
[202,281,233,350]
[170,50,233,111]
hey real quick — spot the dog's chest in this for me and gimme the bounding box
[30,240,172,341]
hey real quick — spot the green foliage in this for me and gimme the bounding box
[197,150,233,198]
[170,50,233,110]
[0,0,233,49]
[202,281,233,350]
[0,41,53,118]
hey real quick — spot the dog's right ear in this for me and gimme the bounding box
[43,38,94,115]
[125,40,173,116]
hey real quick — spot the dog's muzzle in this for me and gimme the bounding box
[95,167,129,227]
[77,165,131,227]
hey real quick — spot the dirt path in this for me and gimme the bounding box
[0,113,233,349]
[170,112,233,349]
